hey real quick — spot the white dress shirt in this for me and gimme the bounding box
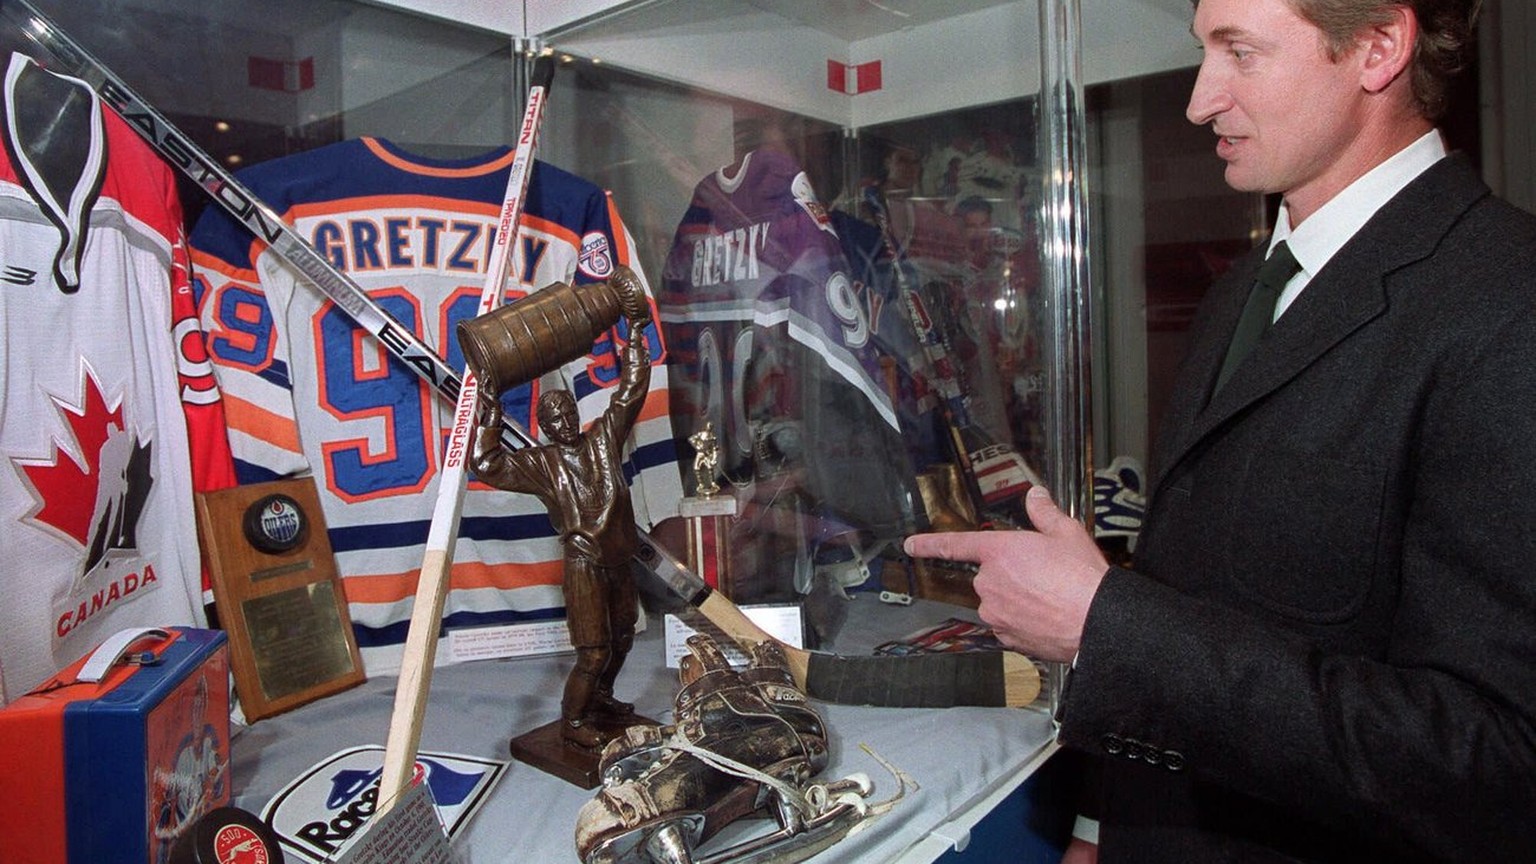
[1269,130,1448,320]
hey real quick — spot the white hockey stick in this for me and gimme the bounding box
[375,54,556,812]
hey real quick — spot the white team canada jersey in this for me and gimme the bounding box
[190,138,680,676]
[0,53,234,702]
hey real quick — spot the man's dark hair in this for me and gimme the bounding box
[1193,0,1482,120]
[1304,0,1481,120]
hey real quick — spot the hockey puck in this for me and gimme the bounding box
[170,806,285,864]
[242,493,309,555]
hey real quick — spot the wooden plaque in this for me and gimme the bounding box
[195,477,365,721]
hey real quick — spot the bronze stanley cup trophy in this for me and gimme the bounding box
[457,265,658,787]
[458,277,627,397]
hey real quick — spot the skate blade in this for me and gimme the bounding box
[582,790,870,864]
[695,798,868,864]
[584,813,706,864]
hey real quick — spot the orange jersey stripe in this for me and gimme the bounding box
[339,559,565,605]
[190,248,261,286]
[222,393,302,453]
[637,390,672,425]
[606,193,632,265]
[363,137,515,178]
[524,213,579,249]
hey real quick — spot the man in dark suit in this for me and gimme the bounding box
[905,0,1536,861]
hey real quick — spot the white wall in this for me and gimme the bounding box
[535,0,1201,129]
[362,0,521,35]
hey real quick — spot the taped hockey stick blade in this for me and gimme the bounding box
[690,575,1041,708]
[805,648,1041,709]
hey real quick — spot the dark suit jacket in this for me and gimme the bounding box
[1058,155,1536,862]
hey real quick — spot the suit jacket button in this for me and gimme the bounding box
[1163,749,1185,772]
[1102,733,1124,755]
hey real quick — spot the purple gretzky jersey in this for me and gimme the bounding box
[190,138,680,675]
[830,208,948,474]
[660,148,915,537]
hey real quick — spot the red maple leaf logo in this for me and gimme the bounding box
[15,371,124,548]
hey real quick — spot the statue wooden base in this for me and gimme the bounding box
[510,714,659,788]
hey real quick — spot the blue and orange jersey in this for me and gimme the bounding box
[189,138,680,676]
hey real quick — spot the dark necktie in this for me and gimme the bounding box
[1214,241,1301,392]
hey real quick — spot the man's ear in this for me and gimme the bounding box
[1359,6,1417,94]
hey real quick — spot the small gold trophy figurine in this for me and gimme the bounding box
[679,419,738,597]
[689,422,721,497]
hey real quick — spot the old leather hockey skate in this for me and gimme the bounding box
[574,635,874,864]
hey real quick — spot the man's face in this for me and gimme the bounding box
[884,147,921,190]
[1186,0,1371,217]
[539,392,579,445]
[961,208,992,257]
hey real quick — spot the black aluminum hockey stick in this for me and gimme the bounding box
[0,0,1040,708]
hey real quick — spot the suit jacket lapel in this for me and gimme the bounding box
[1195,250,1388,430]
[1152,251,1259,468]
[1155,155,1489,480]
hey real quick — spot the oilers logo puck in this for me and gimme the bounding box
[243,493,308,555]
[170,806,285,864]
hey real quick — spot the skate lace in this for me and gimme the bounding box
[852,743,917,819]
[666,740,819,819]
[658,740,918,828]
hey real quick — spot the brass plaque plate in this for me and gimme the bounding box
[241,581,358,703]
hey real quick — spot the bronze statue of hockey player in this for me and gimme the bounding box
[461,266,653,753]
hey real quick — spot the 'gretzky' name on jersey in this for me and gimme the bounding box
[190,138,680,676]
[660,149,914,537]
[688,221,769,287]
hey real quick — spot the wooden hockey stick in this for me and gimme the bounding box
[374,53,556,813]
[0,0,1042,710]
[635,531,1041,707]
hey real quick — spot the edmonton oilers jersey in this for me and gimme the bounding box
[190,138,680,676]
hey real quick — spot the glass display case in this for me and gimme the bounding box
[0,0,1132,685]
[536,1,1104,643]
[0,0,1527,856]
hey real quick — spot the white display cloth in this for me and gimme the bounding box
[228,597,1057,863]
